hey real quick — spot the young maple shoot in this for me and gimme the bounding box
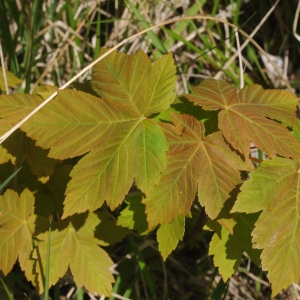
[0,49,300,298]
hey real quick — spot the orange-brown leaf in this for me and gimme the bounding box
[143,113,253,229]
[186,79,300,158]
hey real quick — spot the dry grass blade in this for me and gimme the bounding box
[214,0,292,91]
[0,14,288,145]
[235,26,244,89]
[1,2,300,299]
[0,40,9,95]
[293,0,300,42]
[31,1,98,91]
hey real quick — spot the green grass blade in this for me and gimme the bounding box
[161,27,241,84]
[24,0,43,92]
[207,0,220,29]
[53,284,60,300]
[0,278,14,300]
[233,0,242,26]
[210,277,229,300]
[110,274,122,300]
[5,0,20,23]
[93,10,102,60]
[66,0,84,66]
[246,45,269,85]
[30,0,43,33]
[76,287,84,300]
[0,2,19,74]
[230,0,242,45]
[162,27,202,53]
[44,219,52,300]
[0,167,22,193]
[123,288,133,298]
[110,257,135,300]
[128,235,157,300]
[125,0,167,56]
[162,1,204,49]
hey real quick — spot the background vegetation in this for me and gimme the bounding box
[1,0,300,299]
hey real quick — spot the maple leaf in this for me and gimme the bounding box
[0,189,35,274]
[0,93,42,122]
[0,119,30,168]
[94,210,129,246]
[117,193,149,235]
[0,49,176,218]
[0,146,12,164]
[209,213,261,282]
[33,84,58,100]
[143,113,253,229]
[231,157,300,297]
[92,48,176,116]
[34,212,114,295]
[209,225,242,282]
[185,79,300,158]
[0,189,48,278]
[153,96,220,136]
[34,165,72,218]
[287,117,300,141]
[214,194,238,235]
[0,119,15,164]
[0,67,22,90]
[157,214,185,260]
[27,140,59,183]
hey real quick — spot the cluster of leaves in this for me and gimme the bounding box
[1,48,300,297]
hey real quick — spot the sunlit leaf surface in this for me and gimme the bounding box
[157,214,185,260]
[35,212,114,295]
[232,157,300,296]
[143,113,253,228]
[186,79,300,158]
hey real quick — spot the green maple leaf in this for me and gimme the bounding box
[153,96,219,135]
[94,210,129,246]
[34,164,72,218]
[0,93,42,122]
[209,225,242,282]
[287,116,300,141]
[33,84,58,100]
[231,157,300,297]
[209,213,261,282]
[92,49,176,116]
[117,193,149,235]
[143,113,253,228]
[0,67,22,90]
[0,189,48,279]
[34,212,114,295]
[0,188,35,274]
[27,140,59,183]
[157,214,185,260]
[0,119,15,164]
[0,49,176,218]
[185,78,300,158]
[0,146,12,164]
[0,119,31,166]
[214,195,238,235]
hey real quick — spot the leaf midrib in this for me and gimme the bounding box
[67,117,146,212]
